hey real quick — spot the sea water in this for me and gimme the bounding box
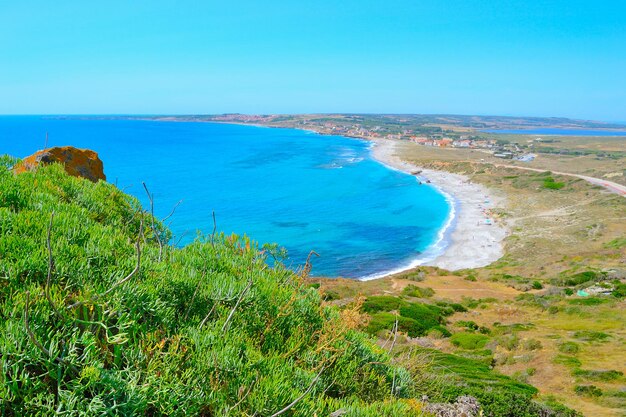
[0,117,451,278]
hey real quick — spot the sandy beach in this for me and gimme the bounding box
[370,139,507,272]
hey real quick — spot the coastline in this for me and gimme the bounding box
[131,118,509,277]
[369,138,507,273]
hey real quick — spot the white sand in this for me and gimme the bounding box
[369,139,507,273]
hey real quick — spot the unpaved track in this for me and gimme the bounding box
[490,163,626,197]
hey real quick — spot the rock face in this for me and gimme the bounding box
[14,146,106,183]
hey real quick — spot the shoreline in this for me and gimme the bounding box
[368,138,507,274]
[129,118,510,277]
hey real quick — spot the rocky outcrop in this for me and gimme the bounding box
[14,146,106,183]
[423,396,481,417]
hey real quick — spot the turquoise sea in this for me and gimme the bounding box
[0,117,451,278]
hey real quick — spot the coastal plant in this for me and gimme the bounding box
[449,333,490,350]
[0,162,418,416]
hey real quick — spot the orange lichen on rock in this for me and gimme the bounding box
[14,146,106,182]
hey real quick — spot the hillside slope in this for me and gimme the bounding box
[0,156,579,416]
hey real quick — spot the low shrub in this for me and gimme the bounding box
[568,297,608,306]
[497,334,520,351]
[399,303,442,327]
[401,284,434,298]
[361,295,407,313]
[522,339,542,351]
[573,369,623,382]
[428,325,452,338]
[613,282,626,299]
[573,330,611,342]
[456,320,479,331]
[558,341,580,354]
[554,355,582,368]
[366,312,434,338]
[450,333,490,350]
[574,385,603,397]
[323,289,341,301]
[559,270,606,287]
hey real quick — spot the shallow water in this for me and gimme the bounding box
[0,117,450,278]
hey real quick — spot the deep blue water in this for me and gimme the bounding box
[0,116,451,278]
[484,128,626,136]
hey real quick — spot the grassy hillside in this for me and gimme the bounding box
[0,157,579,416]
[0,157,417,416]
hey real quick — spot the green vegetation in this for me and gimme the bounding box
[612,281,626,298]
[574,385,603,397]
[423,349,580,416]
[554,270,606,287]
[0,160,422,416]
[604,237,626,249]
[361,295,406,313]
[531,280,543,290]
[572,330,611,342]
[568,297,608,306]
[449,333,490,350]
[401,284,434,298]
[362,296,449,338]
[553,355,582,368]
[542,176,565,190]
[558,341,580,354]
[573,369,623,382]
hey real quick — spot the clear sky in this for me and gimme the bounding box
[1,1,625,120]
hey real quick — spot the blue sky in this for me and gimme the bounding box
[1,1,625,120]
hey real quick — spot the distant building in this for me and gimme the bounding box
[452,140,472,148]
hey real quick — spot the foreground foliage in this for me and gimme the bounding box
[0,159,421,416]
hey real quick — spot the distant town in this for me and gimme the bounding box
[203,113,542,161]
[103,112,624,162]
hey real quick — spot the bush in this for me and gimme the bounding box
[531,281,543,290]
[522,339,542,351]
[401,284,434,298]
[497,334,520,351]
[613,282,626,299]
[554,355,582,368]
[574,385,603,397]
[428,326,452,338]
[450,333,490,350]
[543,180,565,190]
[573,369,623,382]
[558,341,580,354]
[573,330,611,342]
[399,303,442,327]
[365,312,433,338]
[361,295,407,313]
[322,289,341,301]
[568,297,608,306]
[456,320,479,331]
[559,270,605,287]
